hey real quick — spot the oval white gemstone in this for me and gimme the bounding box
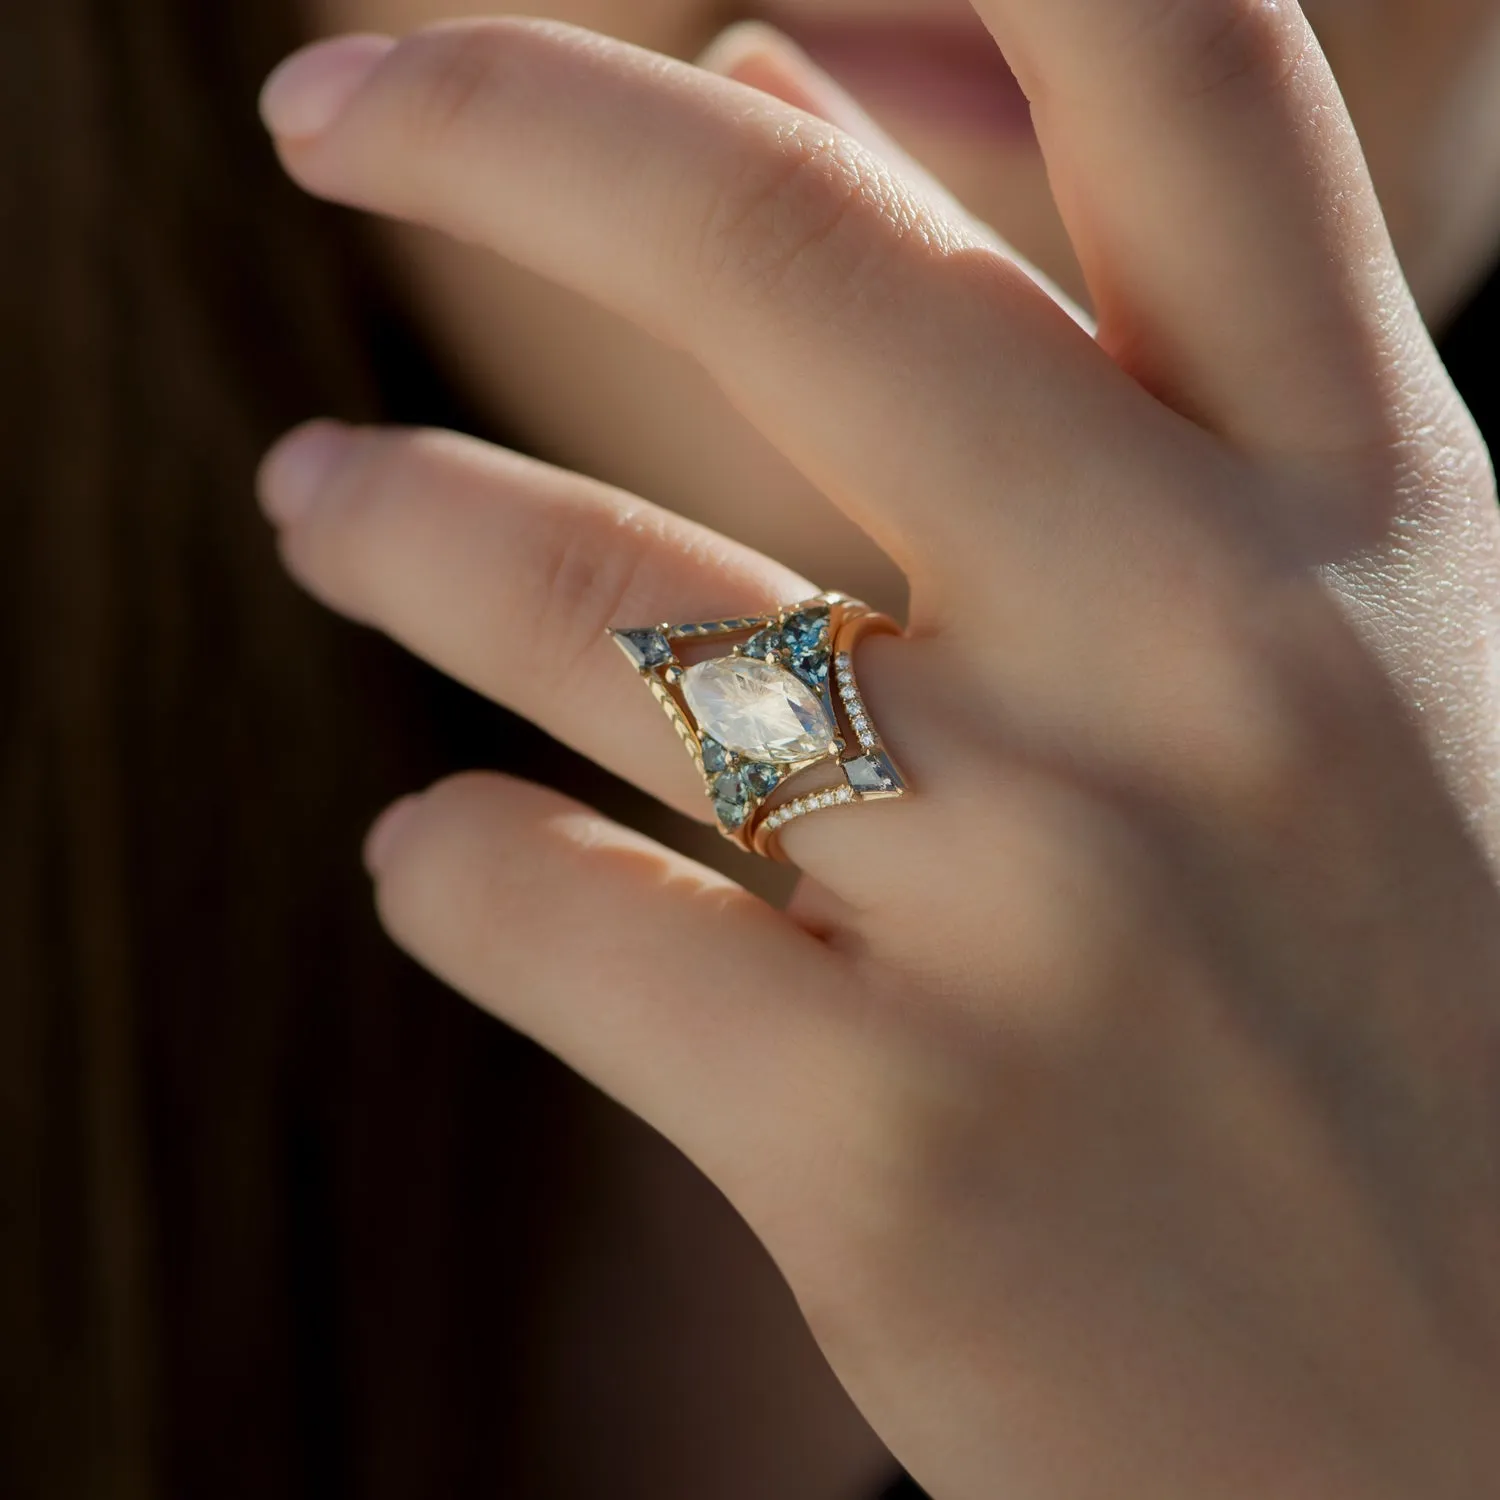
[682,657,833,764]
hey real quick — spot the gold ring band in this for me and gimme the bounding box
[608,593,908,861]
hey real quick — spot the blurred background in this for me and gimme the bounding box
[3,2,1499,1497]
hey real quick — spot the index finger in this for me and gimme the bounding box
[260,19,1245,605]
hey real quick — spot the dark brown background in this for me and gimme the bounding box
[2,2,1496,1495]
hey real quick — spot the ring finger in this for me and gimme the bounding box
[256,417,914,833]
[258,416,1168,963]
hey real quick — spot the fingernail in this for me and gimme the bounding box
[257,420,357,525]
[364,793,425,877]
[259,34,396,138]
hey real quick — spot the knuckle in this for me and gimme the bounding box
[1191,577,1395,829]
[691,122,896,310]
[1123,0,1311,108]
[1327,391,1500,551]
[869,781,1180,1029]
[531,505,659,689]
[986,791,1186,1028]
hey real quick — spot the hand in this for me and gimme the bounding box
[256,9,1500,1496]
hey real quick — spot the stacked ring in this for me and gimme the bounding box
[609,593,908,861]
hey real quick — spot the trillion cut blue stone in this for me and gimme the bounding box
[700,738,729,773]
[712,770,750,829]
[744,762,780,797]
[780,610,829,659]
[744,628,781,660]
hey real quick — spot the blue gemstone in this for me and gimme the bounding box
[616,629,673,668]
[744,628,781,659]
[701,738,729,773]
[713,771,750,829]
[780,610,829,659]
[744,762,780,797]
[846,753,902,794]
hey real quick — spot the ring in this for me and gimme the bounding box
[608,593,908,861]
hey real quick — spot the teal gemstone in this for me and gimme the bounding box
[780,609,829,659]
[615,629,673,668]
[780,609,831,695]
[701,738,729,773]
[712,771,750,829]
[745,762,780,797]
[744,628,781,659]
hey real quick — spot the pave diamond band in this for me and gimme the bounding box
[609,593,908,860]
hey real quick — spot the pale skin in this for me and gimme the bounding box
[254,5,1500,1497]
[300,0,1500,614]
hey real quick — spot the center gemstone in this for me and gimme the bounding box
[682,656,834,764]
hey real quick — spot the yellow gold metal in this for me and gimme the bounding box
[608,593,909,861]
